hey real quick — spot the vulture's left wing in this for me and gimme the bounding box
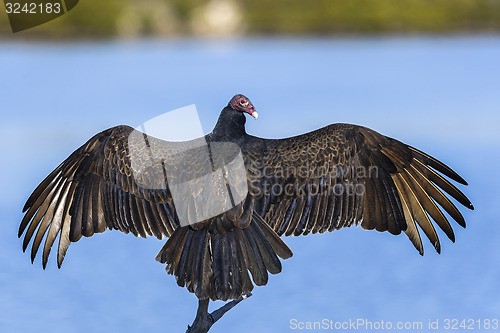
[242,123,473,254]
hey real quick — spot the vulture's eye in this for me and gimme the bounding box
[240,99,249,107]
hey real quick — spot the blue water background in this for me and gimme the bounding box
[0,36,499,332]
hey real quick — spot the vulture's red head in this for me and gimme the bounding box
[228,94,258,119]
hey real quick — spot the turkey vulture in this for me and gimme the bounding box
[20,94,473,331]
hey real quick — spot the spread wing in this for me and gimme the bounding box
[242,123,474,254]
[19,125,193,268]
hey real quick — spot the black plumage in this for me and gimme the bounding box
[20,94,473,301]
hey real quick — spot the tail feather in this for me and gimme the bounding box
[156,214,292,301]
[233,228,256,293]
[175,230,195,286]
[163,227,189,274]
[212,231,229,299]
[240,222,268,286]
[193,229,214,299]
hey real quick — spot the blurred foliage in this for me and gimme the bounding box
[242,0,500,34]
[1,0,500,38]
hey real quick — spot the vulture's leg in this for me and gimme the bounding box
[186,299,211,333]
[186,293,252,333]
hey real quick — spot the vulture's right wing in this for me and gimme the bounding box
[19,125,199,268]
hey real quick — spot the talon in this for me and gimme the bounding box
[242,292,252,299]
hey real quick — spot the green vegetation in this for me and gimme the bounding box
[242,0,500,34]
[1,0,500,38]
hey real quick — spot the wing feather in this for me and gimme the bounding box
[398,172,441,253]
[404,166,455,242]
[31,179,67,263]
[43,180,72,268]
[391,174,424,254]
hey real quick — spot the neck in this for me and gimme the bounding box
[211,107,247,141]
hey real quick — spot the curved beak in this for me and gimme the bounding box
[247,107,258,119]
